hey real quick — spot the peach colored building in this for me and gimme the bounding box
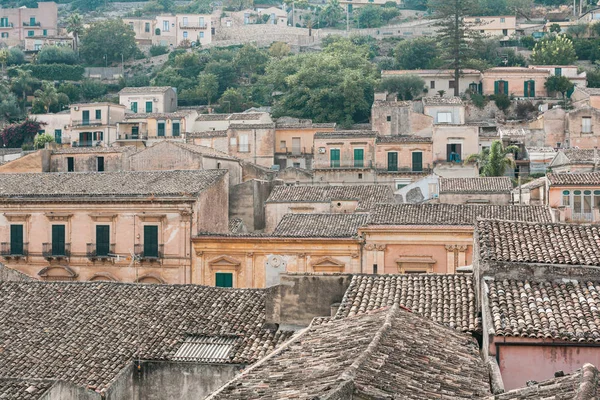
[548,172,600,222]
[572,86,600,109]
[274,118,335,170]
[192,214,365,288]
[360,203,553,274]
[116,110,197,145]
[127,13,213,47]
[227,123,276,168]
[465,16,516,40]
[381,69,483,97]
[482,67,549,97]
[370,100,433,136]
[0,2,58,46]
[0,170,229,284]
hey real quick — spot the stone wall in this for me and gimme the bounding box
[229,179,276,231]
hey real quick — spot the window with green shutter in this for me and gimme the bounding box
[157,122,165,137]
[330,149,340,168]
[143,225,159,258]
[524,80,535,97]
[215,272,233,288]
[146,101,153,113]
[96,225,110,256]
[131,102,138,113]
[412,151,423,172]
[0,18,8,28]
[95,109,101,120]
[28,31,34,37]
[172,121,180,137]
[52,225,66,256]
[82,110,90,125]
[354,148,364,167]
[387,152,398,171]
[10,225,23,255]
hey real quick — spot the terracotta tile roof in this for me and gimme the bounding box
[52,146,136,154]
[484,364,600,399]
[477,219,600,266]
[209,305,489,400]
[376,135,432,144]
[228,123,275,130]
[335,274,480,333]
[548,172,600,186]
[422,96,464,105]
[118,86,173,94]
[561,149,598,163]
[228,217,245,233]
[228,112,266,120]
[0,379,53,400]
[439,177,513,193]
[314,130,378,139]
[0,170,227,199]
[487,278,600,342]
[195,113,232,121]
[272,213,368,238]
[187,130,228,138]
[266,184,394,210]
[0,281,294,393]
[368,204,552,226]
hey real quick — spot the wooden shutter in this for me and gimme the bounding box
[146,101,153,113]
[330,149,340,168]
[52,225,65,256]
[446,144,452,162]
[412,152,423,172]
[503,80,509,95]
[131,102,138,113]
[215,272,233,288]
[157,122,165,137]
[354,149,364,167]
[143,225,159,258]
[387,152,398,171]
[494,81,499,95]
[82,110,89,125]
[96,225,110,256]
[172,122,180,137]
[10,225,23,255]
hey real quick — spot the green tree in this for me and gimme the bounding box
[530,34,577,65]
[0,84,22,123]
[37,46,78,65]
[10,70,39,109]
[429,0,479,96]
[58,83,81,102]
[234,45,270,79]
[379,75,425,100]
[204,60,239,93]
[507,0,534,19]
[0,119,45,148]
[144,0,175,12]
[33,82,59,113]
[7,48,25,66]
[465,140,519,177]
[66,13,84,56]
[0,49,7,73]
[197,73,220,106]
[404,0,428,10]
[152,66,195,91]
[72,0,105,11]
[80,79,107,100]
[321,0,344,27]
[587,69,600,88]
[545,75,574,105]
[381,6,400,24]
[355,5,382,28]
[567,23,588,38]
[549,23,562,33]
[394,37,441,69]
[269,42,291,58]
[34,133,55,149]
[80,19,139,66]
[218,88,245,113]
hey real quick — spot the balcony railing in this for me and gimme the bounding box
[72,141,101,148]
[118,133,148,141]
[23,22,41,27]
[86,243,116,259]
[179,23,207,29]
[42,243,71,259]
[277,146,313,156]
[0,242,29,257]
[380,166,432,174]
[321,160,373,169]
[72,119,104,127]
[0,23,14,28]
[134,243,164,260]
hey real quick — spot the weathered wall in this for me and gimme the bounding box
[567,107,600,148]
[41,381,102,400]
[265,201,330,232]
[229,179,274,231]
[266,273,353,327]
[196,173,229,234]
[432,125,479,163]
[374,142,433,171]
[424,104,465,125]
[51,152,127,173]
[0,150,47,173]
[438,192,511,205]
[130,142,202,171]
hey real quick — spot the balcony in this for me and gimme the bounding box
[0,242,28,258]
[42,243,71,259]
[277,146,313,156]
[379,166,432,174]
[23,22,41,27]
[72,119,104,128]
[0,23,14,28]
[179,23,207,29]
[117,133,148,141]
[72,141,101,148]
[86,243,115,260]
[134,243,164,261]
[320,160,373,169]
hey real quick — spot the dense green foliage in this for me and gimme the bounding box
[8,64,85,81]
[530,34,577,65]
[466,140,519,177]
[379,75,426,100]
[80,19,139,66]
[37,46,79,65]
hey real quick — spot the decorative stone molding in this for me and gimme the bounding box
[246,252,254,258]
[375,244,386,251]
[311,256,346,273]
[135,274,166,284]
[3,213,31,222]
[138,214,167,223]
[207,255,242,272]
[45,213,72,221]
[89,213,117,222]
[351,253,359,259]
[364,244,376,251]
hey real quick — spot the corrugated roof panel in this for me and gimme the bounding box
[172,336,238,363]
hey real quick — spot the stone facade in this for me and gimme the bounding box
[0,2,58,46]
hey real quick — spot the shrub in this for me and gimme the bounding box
[516,100,537,119]
[492,94,511,111]
[37,46,78,65]
[149,45,169,57]
[470,93,487,109]
[9,64,85,81]
[6,48,25,66]
[34,133,55,149]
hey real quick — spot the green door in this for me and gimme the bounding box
[10,224,23,255]
[412,152,423,172]
[172,121,180,137]
[30,17,36,26]
[96,225,110,256]
[52,225,65,256]
[131,102,138,113]
[145,101,153,113]
[330,149,340,168]
[143,225,158,258]
[157,122,165,137]
[131,126,139,139]
[387,152,398,171]
[354,148,364,167]
[54,129,62,144]
[215,272,233,288]
[524,80,535,97]
[82,110,90,125]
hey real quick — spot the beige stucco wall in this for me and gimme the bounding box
[432,125,479,163]
[119,89,177,114]
[228,127,275,168]
[567,107,600,148]
[34,113,71,143]
[0,2,58,45]
[191,136,229,153]
[482,70,549,97]
[539,108,567,148]
[438,192,511,205]
[313,137,376,169]
[177,14,212,46]
[265,202,330,233]
[374,142,433,171]
[424,104,465,125]
[123,18,155,44]
[50,152,129,173]
[371,102,433,136]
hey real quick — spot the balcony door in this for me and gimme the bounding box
[10,225,23,255]
[96,225,110,257]
[354,148,364,168]
[143,225,159,258]
[412,151,423,172]
[330,149,340,168]
[52,225,66,256]
[82,110,90,126]
[388,152,398,171]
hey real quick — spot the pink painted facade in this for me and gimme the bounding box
[549,183,600,223]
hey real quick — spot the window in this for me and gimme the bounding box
[524,80,535,98]
[215,272,233,288]
[199,17,205,27]
[145,101,152,113]
[95,109,101,120]
[395,179,411,190]
[494,80,508,95]
[143,225,159,258]
[412,151,423,172]
[595,190,600,210]
[0,17,8,28]
[1,33,8,38]
[129,22,134,29]
[280,140,286,150]
[183,31,188,39]
[30,17,36,26]
[292,137,301,154]
[502,29,508,36]
[199,32,204,38]
[10,225,24,255]
[96,225,110,257]
[182,17,188,26]
[54,129,62,144]
[67,157,74,172]
[437,112,452,123]
[239,134,249,152]
[131,102,137,113]
[562,190,570,206]
[51,225,66,256]
[386,115,391,122]
[387,152,398,171]
[28,31,34,37]
[145,22,150,33]
[82,110,90,125]
[172,121,180,137]
[157,121,165,137]
[500,17,505,22]
[330,148,340,168]
[163,20,170,32]
[584,190,592,213]
[354,148,364,167]
[449,80,456,89]
[555,67,562,77]
[447,143,462,162]
[358,173,363,179]
[582,117,592,133]
[97,156,104,172]
[293,162,300,168]
[43,29,47,36]
[430,81,435,89]
[373,264,378,274]
[574,190,582,213]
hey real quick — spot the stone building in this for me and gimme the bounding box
[438,177,513,204]
[547,172,600,222]
[0,1,58,46]
[264,184,394,232]
[381,69,483,98]
[360,203,552,274]
[118,87,178,114]
[549,148,600,173]
[475,219,600,390]
[423,96,466,125]
[572,86,600,109]
[370,100,433,136]
[116,110,197,146]
[193,112,272,132]
[226,123,276,168]
[465,15,516,40]
[123,13,213,48]
[49,146,136,173]
[274,118,335,170]
[0,170,229,284]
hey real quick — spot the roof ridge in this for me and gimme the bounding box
[577,363,599,399]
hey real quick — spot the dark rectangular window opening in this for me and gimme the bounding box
[143,225,159,258]
[10,224,24,255]
[216,272,233,288]
[67,157,74,172]
[97,156,105,172]
[52,225,66,256]
[373,264,378,274]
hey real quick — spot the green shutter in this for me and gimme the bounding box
[172,122,180,137]
[96,225,110,256]
[10,225,23,255]
[95,110,101,120]
[82,110,90,125]
[330,149,340,168]
[555,68,562,77]
[215,272,233,288]
[144,225,158,258]
[54,129,62,144]
[524,81,528,97]
[494,81,499,94]
[146,101,153,113]
[52,225,65,256]
[354,148,364,167]
[131,102,138,113]
[412,152,423,172]
[30,17,35,25]
[157,122,165,137]
[503,80,509,95]
[387,152,398,171]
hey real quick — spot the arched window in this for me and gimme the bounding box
[562,190,570,206]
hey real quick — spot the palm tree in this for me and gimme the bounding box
[34,82,59,113]
[66,13,84,56]
[465,140,519,177]
[11,70,37,110]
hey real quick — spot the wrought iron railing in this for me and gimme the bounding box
[134,243,164,260]
[0,242,28,257]
[42,242,71,258]
[86,243,116,259]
